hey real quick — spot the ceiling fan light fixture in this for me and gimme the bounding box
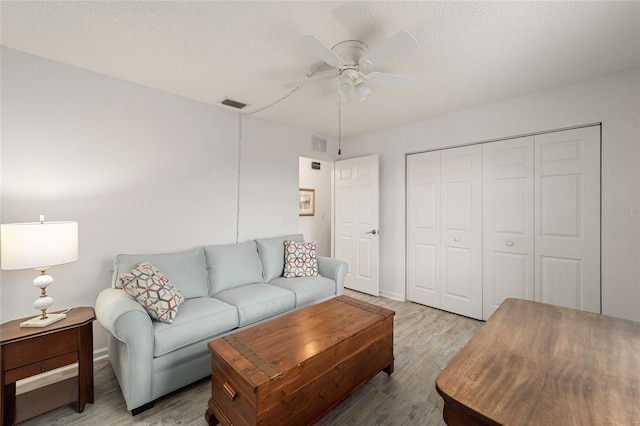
[354,79,372,101]
[337,77,354,101]
[338,91,351,104]
[339,73,354,84]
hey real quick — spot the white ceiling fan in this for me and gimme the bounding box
[283,30,418,103]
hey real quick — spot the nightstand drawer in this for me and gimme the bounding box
[5,352,78,384]
[4,328,78,370]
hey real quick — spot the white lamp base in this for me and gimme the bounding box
[20,313,67,328]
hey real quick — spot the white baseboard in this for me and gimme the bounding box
[94,346,108,361]
[380,290,405,301]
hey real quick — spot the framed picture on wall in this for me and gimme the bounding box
[298,188,315,216]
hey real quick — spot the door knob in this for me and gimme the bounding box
[366,229,378,235]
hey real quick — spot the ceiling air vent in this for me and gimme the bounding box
[219,98,248,110]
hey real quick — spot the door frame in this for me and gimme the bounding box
[297,156,335,258]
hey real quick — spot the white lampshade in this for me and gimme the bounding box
[1,221,78,270]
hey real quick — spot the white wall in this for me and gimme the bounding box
[344,68,640,322]
[298,157,332,256]
[0,47,338,353]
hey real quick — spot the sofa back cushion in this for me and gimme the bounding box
[112,248,209,299]
[256,234,304,282]
[204,240,264,295]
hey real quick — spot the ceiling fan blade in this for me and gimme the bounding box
[359,30,417,67]
[364,71,414,90]
[282,73,337,89]
[296,35,345,68]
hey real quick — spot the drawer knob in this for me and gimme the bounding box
[222,382,237,401]
[40,364,46,373]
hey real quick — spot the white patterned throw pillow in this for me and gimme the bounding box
[283,240,319,278]
[118,262,185,324]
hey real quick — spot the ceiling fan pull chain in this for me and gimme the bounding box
[338,102,342,156]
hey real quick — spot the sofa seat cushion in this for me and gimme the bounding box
[204,241,264,295]
[269,276,336,308]
[153,297,239,357]
[113,248,209,299]
[214,283,295,327]
[256,234,304,282]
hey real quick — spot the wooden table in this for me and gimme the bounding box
[0,307,95,425]
[205,295,395,426]
[436,298,640,425]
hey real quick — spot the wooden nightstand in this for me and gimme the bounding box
[0,307,96,425]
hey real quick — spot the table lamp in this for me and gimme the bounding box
[0,215,78,327]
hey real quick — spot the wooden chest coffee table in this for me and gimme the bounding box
[205,295,394,426]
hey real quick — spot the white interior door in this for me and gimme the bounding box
[440,145,483,319]
[407,151,441,307]
[334,155,379,296]
[482,137,535,319]
[535,126,600,312]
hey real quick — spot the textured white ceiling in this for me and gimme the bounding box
[2,1,639,139]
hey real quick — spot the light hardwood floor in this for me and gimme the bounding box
[19,290,481,425]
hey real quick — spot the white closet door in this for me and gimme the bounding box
[535,127,600,312]
[440,145,483,319]
[407,151,441,307]
[482,137,535,319]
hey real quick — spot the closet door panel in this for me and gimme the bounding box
[442,246,472,297]
[538,255,582,308]
[440,145,483,319]
[535,127,600,313]
[492,251,529,302]
[482,137,534,319]
[407,152,441,307]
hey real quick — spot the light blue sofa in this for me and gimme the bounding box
[95,234,347,414]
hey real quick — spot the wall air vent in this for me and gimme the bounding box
[219,98,248,110]
[312,135,327,153]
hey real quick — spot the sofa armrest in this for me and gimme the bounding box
[318,256,348,296]
[96,288,153,341]
[95,288,154,410]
